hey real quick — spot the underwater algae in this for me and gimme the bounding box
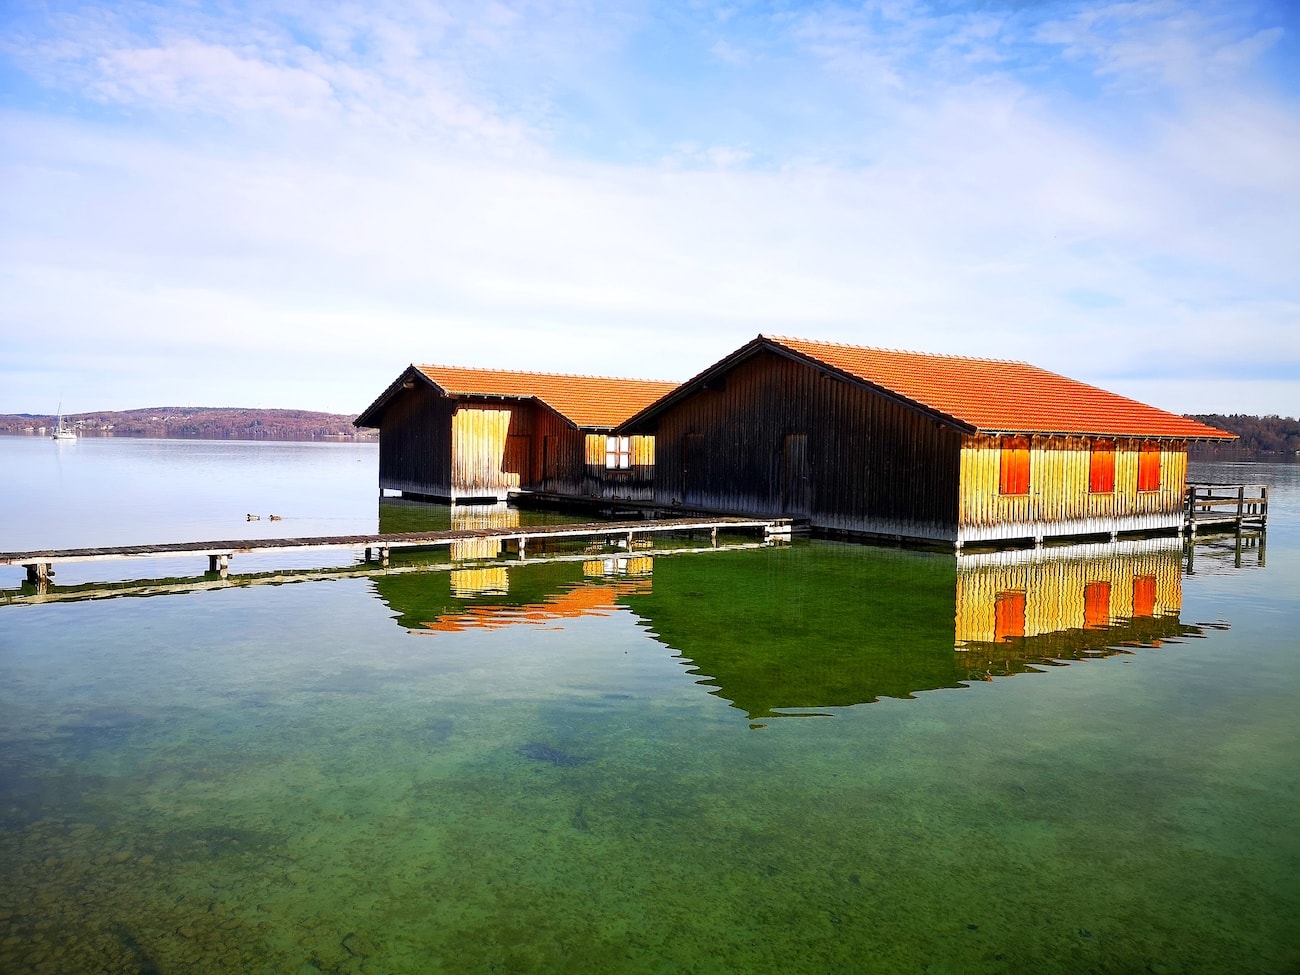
[2,535,1298,973]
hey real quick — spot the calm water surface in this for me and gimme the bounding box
[1,438,1297,974]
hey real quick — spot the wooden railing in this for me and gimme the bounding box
[1184,483,1268,534]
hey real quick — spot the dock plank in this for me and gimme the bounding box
[0,517,790,566]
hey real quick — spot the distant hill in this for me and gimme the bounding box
[1187,414,1300,460]
[4,406,1292,454]
[0,407,376,442]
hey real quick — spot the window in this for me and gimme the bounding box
[1132,575,1157,618]
[994,591,1026,643]
[1137,446,1161,492]
[1089,441,1116,494]
[1083,581,1111,630]
[999,438,1030,496]
[605,436,631,470]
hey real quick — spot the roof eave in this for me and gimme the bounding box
[353,365,441,428]
[973,428,1237,442]
[619,336,771,432]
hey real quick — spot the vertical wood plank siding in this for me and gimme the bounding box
[448,503,520,561]
[377,383,455,497]
[957,436,1188,543]
[583,434,656,501]
[451,406,521,497]
[954,543,1182,644]
[378,389,658,502]
[650,350,962,538]
[521,407,578,496]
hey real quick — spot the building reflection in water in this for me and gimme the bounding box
[372,537,1206,721]
[373,555,652,634]
[380,499,523,562]
[954,538,1192,682]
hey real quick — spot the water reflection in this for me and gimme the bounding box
[374,555,653,632]
[955,539,1196,681]
[375,538,1204,720]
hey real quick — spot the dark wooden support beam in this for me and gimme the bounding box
[24,562,52,585]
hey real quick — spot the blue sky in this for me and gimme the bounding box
[1,0,1297,416]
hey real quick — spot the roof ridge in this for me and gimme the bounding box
[416,363,676,385]
[761,334,1033,367]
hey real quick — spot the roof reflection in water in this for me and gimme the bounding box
[622,543,963,718]
[372,538,1201,721]
[428,559,652,632]
[372,556,652,633]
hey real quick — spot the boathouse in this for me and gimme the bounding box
[620,335,1235,547]
[354,365,677,504]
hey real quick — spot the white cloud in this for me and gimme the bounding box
[1033,0,1285,89]
[88,40,336,118]
[0,0,1296,415]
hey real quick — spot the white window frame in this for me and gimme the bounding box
[605,435,631,470]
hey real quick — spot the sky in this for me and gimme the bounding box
[1,0,1297,418]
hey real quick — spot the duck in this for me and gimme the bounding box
[246,514,261,521]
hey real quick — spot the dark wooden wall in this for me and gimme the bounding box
[646,349,963,539]
[579,434,656,501]
[377,386,654,503]
[377,383,455,498]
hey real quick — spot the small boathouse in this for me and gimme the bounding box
[353,365,677,504]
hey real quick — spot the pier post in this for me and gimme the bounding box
[208,553,230,579]
[380,547,390,568]
[24,563,52,591]
[517,536,527,560]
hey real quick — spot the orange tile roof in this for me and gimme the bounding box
[766,336,1235,440]
[420,581,650,632]
[416,365,678,430]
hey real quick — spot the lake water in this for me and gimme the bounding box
[1,438,1297,974]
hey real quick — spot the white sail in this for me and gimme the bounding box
[51,403,77,440]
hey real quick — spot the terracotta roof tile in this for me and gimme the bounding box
[416,365,678,430]
[766,336,1235,440]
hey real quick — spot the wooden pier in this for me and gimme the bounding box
[1185,483,1268,535]
[1,517,792,588]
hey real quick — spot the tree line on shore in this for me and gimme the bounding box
[0,407,375,442]
[1188,414,1300,459]
[1,406,1294,455]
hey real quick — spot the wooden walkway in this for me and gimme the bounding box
[1,538,779,606]
[1185,483,1268,534]
[2,517,792,586]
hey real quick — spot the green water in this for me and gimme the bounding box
[1,457,1298,973]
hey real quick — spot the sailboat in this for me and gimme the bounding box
[51,404,77,441]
